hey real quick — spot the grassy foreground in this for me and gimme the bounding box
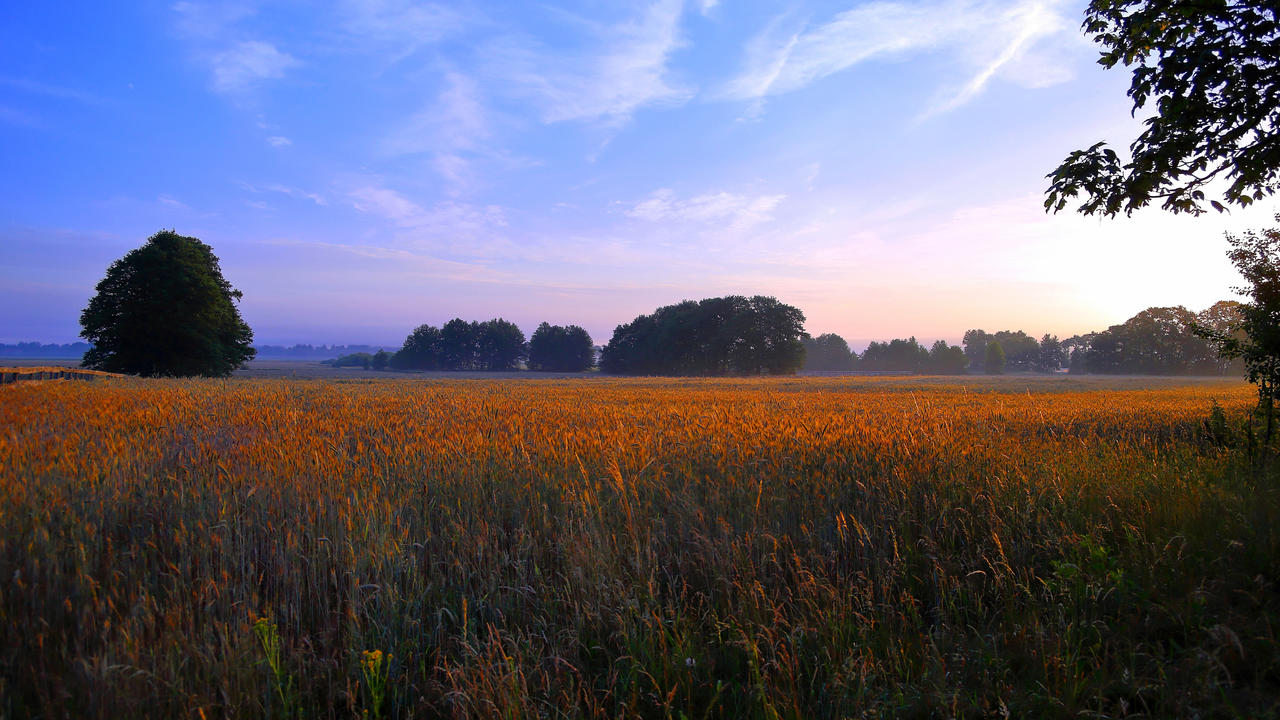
[1,376,1277,718]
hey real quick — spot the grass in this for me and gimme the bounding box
[0,375,1277,718]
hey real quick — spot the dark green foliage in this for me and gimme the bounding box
[1046,2,1280,216]
[80,230,255,377]
[392,325,444,370]
[600,296,805,376]
[475,318,527,371]
[440,319,478,370]
[801,333,857,371]
[1036,334,1066,373]
[962,329,991,372]
[371,350,390,370]
[1197,217,1280,447]
[1074,305,1229,375]
[984,341,1006,375]
[391,319,526,371]
[926,340,967,374]
[528,323,595,372]
[328,352,374,369]
[860,337,929,372]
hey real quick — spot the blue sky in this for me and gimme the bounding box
[2,0,1273,348]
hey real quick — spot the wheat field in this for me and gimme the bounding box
[1,376,1277,718]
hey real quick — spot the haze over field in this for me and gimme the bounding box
[2,0,1273,347]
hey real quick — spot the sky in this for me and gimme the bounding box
[1,0,1274,349]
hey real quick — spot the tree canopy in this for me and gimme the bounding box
[1069,304,1239,375]
[801,333,857,371]
[1196,217,1280,443]
[1045,2,1280,216]
[600,296,806,376]
[528,323,595,372]
[392,319,527,371]
[80,230,255,377]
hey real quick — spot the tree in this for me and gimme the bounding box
[529,323,595,372]
[963,329,992,372]
[926,340,968,375]
[440,319,478,370]
[860,337,929,373]
[1197,216,1280,448]
[1036,334,1066,373]
[81,230,255,377]
[392,324,444,370]
[601,296,806,376]
[475,319,527,371]
[984,341,1006,375]
[371,349,390,370]
[801,333,857,371]
[1046,2,1280,217]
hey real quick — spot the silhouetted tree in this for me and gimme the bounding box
[1046,2,1279,216]
[926,340,968,374]
[328,352,373,369]
[1197,217,1280,448]
[984,341,1006,375]
[1036,334,1066,373]
[81,230,255,377]
[860,337,929,373]
[601,296,805,376]
[963,329,992,372]
[371,349,390,370]
[441,319,478,370]
[801,333,857,371]
[476,318,527,371]
[392,324,444,370]
[529,323,594,372]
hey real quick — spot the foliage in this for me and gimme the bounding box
[1045,2,1280,216]
[371,350,390,371]
[1074,305,1232,375]
[1,376,1274,718]
[328,352,374,369]
[392,325,443,370]
[984,341,1006,374]
[860,337,929,372]
[80,230,255,377]
[926,339,967,374]
[1197,217,1280,447]
[1036,334,1066,373]
[528,323,595,372]
[600,295,806,375]
[801,333,858,371]
[392,319,527,371]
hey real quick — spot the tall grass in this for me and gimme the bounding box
[0,376,1276,718]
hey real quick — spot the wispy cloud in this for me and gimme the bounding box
[172,3,300,95]
[722,0,1072,117]
[346,182,507,240]
[336,0,464,61]
[240,182,327,206]
[0,76,107,105]
[487,0,693,124]
[627,188,785,231]
[266,135,292,147]
[210,40,300,93]
[385,72,491,194]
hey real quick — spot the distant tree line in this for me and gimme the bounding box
[0,342,92,359]
[1065,302,1243,375]
[799,302,1243,376]
[355,319,597,373]
[600,296,806,375]
[258,344,386,360]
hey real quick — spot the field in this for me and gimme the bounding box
[2,375,1277,718]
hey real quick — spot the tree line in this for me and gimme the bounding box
[332,319,597,373]
[801,302,1245,376]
